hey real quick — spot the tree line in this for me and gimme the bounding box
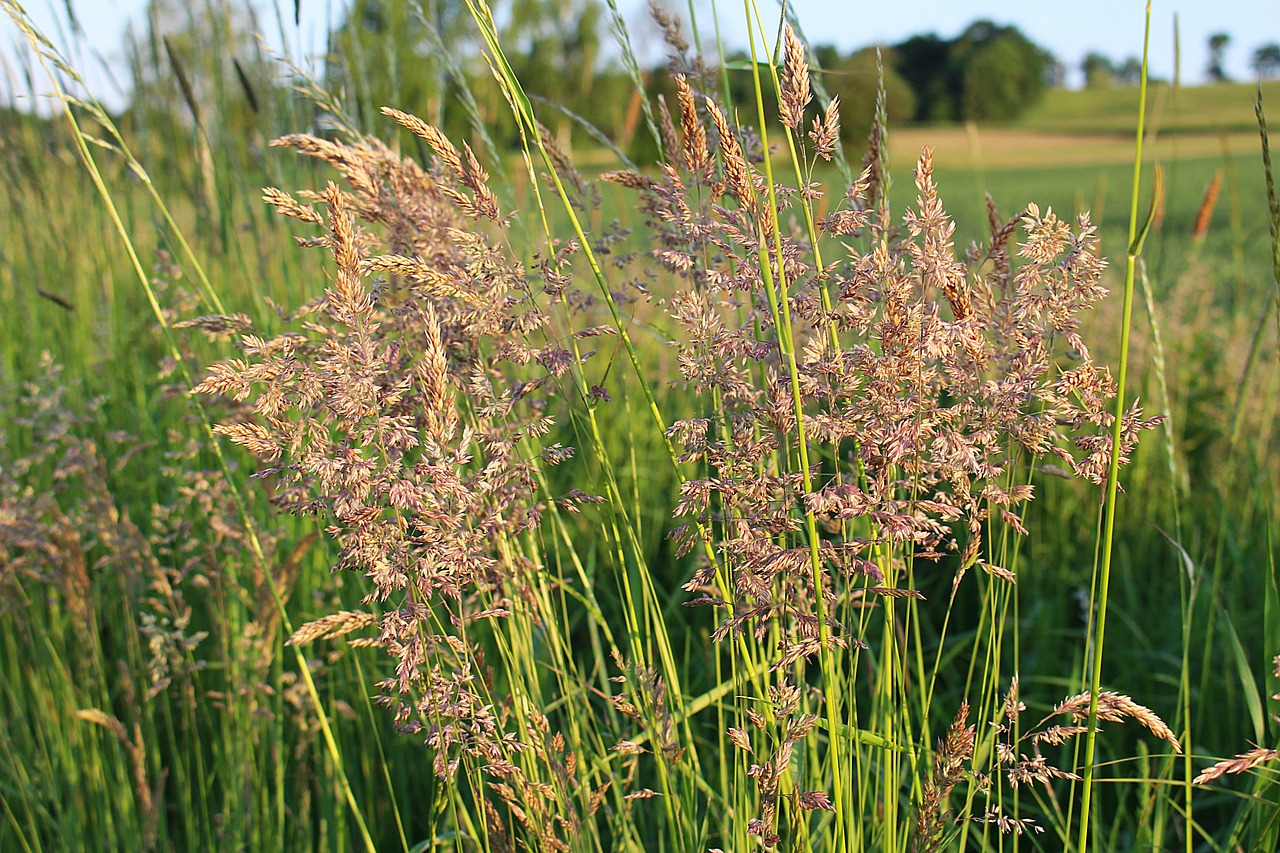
[328,1,1059,154]
[107,0,1280,169]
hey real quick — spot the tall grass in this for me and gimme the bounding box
[2,1,1279,851]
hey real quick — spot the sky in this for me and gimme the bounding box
[1,0,1277,111]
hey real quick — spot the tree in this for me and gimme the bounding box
[1208,32,1231,82]
[1115,56,1143,86]
[817,46,917,140]
[892,22,1052,123]
[1254,43,1280,80]
[950,21,1053,122]
[329,0,477,132]
[1082,52,1115,88]
[329,0,606,150]
[893,34,955,121]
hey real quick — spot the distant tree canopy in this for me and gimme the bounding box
[121,2,1063,161]
[328,0,609,148]
[817,47,917,139]
[1082,52,1142,88]
[329,0,472,130]
[1254,43,1280,80]
[1208,32,1231,82]
[892,21,1053,122]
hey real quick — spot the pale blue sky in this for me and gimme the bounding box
[2,0,1276,110]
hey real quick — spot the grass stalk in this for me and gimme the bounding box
[1076,4,1153,850]
[740,5,849,846]
[3,8,377,850]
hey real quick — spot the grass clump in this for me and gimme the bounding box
[173,13,1175,849]
[2,1,1279,850]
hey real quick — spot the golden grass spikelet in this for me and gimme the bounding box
[674,75,710,178]
[262,186,322,224]
[779,25,811,130]
[173,312,255,340]
[380,106,500,220]
[809,95,840,160]
[1194,746,1280,785]
[461,141,501,219]
[705,96,753,205]
[599,169,658,191]
[647,0,688,59]
[75,707,128,742]
[624,788,661,800]
[381,106,464,179]
[1054,690,1181,751]
[211,421,280,462]
[1191,170,1222,241]
[537,123,585,200]
[656,93,680,166]
[913,700,975,853]
[287,610,380,646]
[270,134,382,205]
[75,709,158,845]
[908,148,971,320]
[322,181,373,327]
[361,254,481,304]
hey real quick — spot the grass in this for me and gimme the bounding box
[1,1,1279,851]
[1017,80,1280,136]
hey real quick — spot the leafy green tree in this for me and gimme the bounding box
[950,21,1051,122]
[1082,52,1115,88]
[329,0,477,132]
[818,47,917,139]
[1253,43,1280,80]
[1208,32,1231,82]
[1115,56,1143,85]
[893,33,956,121]
[892,22,1051,123]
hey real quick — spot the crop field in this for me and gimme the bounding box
[1,2,1279,852]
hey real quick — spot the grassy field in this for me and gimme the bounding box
[2,4,1280,852]
[1017,79,1280,135]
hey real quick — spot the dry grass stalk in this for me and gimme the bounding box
[1194,654,1280,784]
[913,700,976,852]
[193,117,593,809]
[1191,170,1223,240]
[779,25,811,131]
[675,75,710,179]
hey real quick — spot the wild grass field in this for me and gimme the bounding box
[2,2,1279,852]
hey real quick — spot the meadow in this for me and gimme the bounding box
[1,2,1279,851]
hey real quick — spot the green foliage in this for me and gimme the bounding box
[950,20,1053,121]
[1209,32,1233,83]
[1254,43,1280,80]
[1083,51,1115,88]
[892,21,1052,123]
[329,0,469,130]
[817,47,916,138]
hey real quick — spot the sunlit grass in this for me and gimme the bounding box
[0,1,1278,850]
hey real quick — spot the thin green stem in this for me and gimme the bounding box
[1077,4,1152,851]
